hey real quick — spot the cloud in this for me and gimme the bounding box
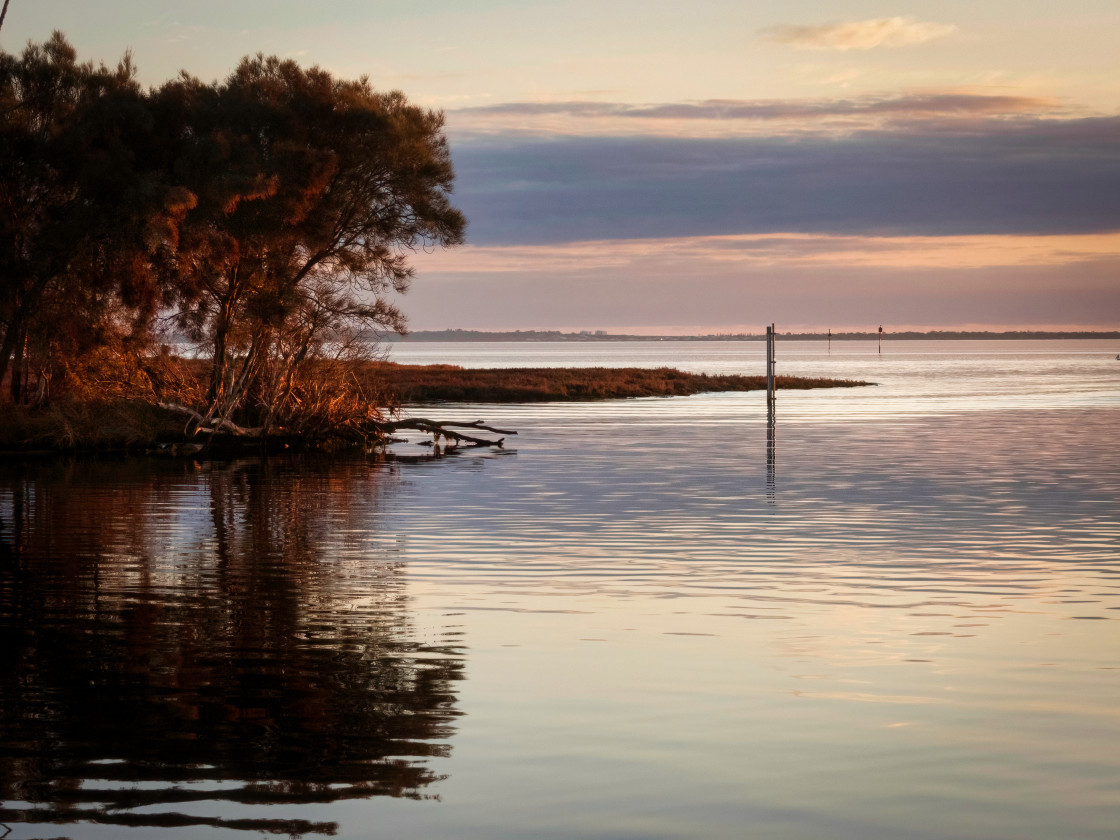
[448,116,1120,245]
[424,96,1120,332]
[408,233,1120,330]
[402,249,1120,333]
[446,93,1070,139]
[415,233,1120,275]
[761,17,957,51]
[459,94,1051,122]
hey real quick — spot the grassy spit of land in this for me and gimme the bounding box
[0,363,870,454]
[364,363,870,403]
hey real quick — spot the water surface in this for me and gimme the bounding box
[1,340,1118,839]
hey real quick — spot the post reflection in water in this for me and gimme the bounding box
[766,399,776,504]
[0,458,464,837]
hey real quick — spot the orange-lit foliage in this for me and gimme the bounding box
[2,36,464,445]
[153,56,465,430]
[0,34,191,405]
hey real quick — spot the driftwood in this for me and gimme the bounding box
[158,402,515,451]
[371,418,515,448]
[158,402,265,437]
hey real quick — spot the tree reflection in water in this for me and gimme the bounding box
[0,456,464,836]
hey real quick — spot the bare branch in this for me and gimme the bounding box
[372,417,516,448]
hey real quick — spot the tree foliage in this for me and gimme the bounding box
[0,32,182,404]
[0,34,465,436]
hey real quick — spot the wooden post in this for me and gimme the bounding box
[766,323,776,405]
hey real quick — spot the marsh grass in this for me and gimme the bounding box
[0,397,186,452]
[0,361,869,452]
[364,364,870,403]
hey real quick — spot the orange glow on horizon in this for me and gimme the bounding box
[414,231,1120,274]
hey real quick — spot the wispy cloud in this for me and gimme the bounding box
[460,94,1051,121]
[446,93,1070,139]
[415,233,1120,274]
[761,17,957,51]
[162,22,207,45]
[403,235,1120,333]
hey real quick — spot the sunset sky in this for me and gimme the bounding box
[4,1,1119,332]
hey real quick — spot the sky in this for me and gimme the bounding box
[4,1,1119,333]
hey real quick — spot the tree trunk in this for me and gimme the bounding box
[207,270,244,407]
[208,312,231,407]
[0,274,52,404]
[217,336,262,422]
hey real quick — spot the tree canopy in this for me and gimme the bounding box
[0,33,465,437]
[0,32,175,404]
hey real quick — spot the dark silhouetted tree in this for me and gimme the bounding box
[1,37,464,432]
[153,56,466,432]
[0,33,191,403]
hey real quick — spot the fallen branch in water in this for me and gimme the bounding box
[157,401,514,451]
[372,418,516,448]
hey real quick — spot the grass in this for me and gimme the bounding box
[0,397,188,453]
[0,362,871,453]
[363,363,871,403]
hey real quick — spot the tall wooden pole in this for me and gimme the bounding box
[0,0,11,33]
[766,324,776,405]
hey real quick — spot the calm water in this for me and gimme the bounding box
[2,340,1118,839]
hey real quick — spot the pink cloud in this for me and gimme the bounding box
[761,17,957,51]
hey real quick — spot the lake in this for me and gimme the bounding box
[2,339,1118,839]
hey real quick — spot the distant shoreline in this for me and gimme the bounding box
[392,329,1120,343]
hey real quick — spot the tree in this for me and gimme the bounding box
[0,33,190,403]
[153,56,466,433]
[1,38,471,448]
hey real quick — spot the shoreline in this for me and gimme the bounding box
[0,364,870,456]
